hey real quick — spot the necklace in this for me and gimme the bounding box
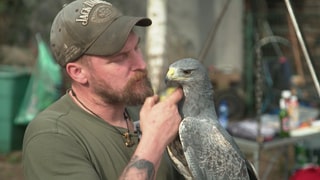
[70,89,135,147]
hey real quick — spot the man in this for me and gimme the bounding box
[22,0,183,179]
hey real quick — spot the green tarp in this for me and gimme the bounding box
[15,34,62,124]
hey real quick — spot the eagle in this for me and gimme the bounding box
[165,58,258,180]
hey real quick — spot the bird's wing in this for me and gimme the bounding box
[179,116,250,180]
[167,136,193,180]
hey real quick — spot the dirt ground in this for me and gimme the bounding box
[0,147,299,180]
[0,151,24,180]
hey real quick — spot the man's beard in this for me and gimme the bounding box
[92,70,154,106]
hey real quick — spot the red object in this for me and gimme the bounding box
[290,166,320,180]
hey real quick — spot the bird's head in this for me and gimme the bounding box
[165,58,208,87]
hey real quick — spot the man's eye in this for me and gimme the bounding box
[135,44,141,51]
[115,53,128,62]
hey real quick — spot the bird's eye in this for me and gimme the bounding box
[183,70,192,75]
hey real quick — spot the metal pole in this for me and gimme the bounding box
[284,0,320,97]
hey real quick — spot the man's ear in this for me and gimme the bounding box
[66,62,88,84]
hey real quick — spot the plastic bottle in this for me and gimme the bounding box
[279,98,290,137]
[288,95,300,130]
[218,100,229,129]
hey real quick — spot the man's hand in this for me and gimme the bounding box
[140,88,183,146]
[119,88,183,180]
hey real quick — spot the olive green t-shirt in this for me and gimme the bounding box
[23,94,182,180]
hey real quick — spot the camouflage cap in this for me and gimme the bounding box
[50,0,152,66]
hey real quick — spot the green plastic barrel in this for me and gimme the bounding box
[0,66,30,154]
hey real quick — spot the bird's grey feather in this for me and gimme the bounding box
[165,58,258,180]
[180,117,249,180]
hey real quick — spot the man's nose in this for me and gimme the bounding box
[132,50,147,70]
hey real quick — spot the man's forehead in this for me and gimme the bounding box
[117,32,140,53]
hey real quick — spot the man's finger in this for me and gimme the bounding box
[141,95,159,111]
[164,88,183,104]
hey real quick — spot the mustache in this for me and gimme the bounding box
[132,70,149,81]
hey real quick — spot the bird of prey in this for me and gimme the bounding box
[165,58,258,180]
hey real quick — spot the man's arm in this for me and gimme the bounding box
[120,88,183,179]
[121,155,155,179]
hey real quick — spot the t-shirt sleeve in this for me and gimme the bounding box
[23,132,100,180]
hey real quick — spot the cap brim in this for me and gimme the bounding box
[85,16,152,56]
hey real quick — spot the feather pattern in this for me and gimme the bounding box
[165,58,258,180]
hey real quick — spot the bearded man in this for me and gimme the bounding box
[23,1,183,180]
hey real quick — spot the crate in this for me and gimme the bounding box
[0,66,30,154]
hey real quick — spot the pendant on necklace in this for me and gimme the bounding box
[123,132,135,147]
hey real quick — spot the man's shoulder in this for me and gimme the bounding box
[23,94,73,141]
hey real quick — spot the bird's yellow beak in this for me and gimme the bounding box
[167,68,175,79]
